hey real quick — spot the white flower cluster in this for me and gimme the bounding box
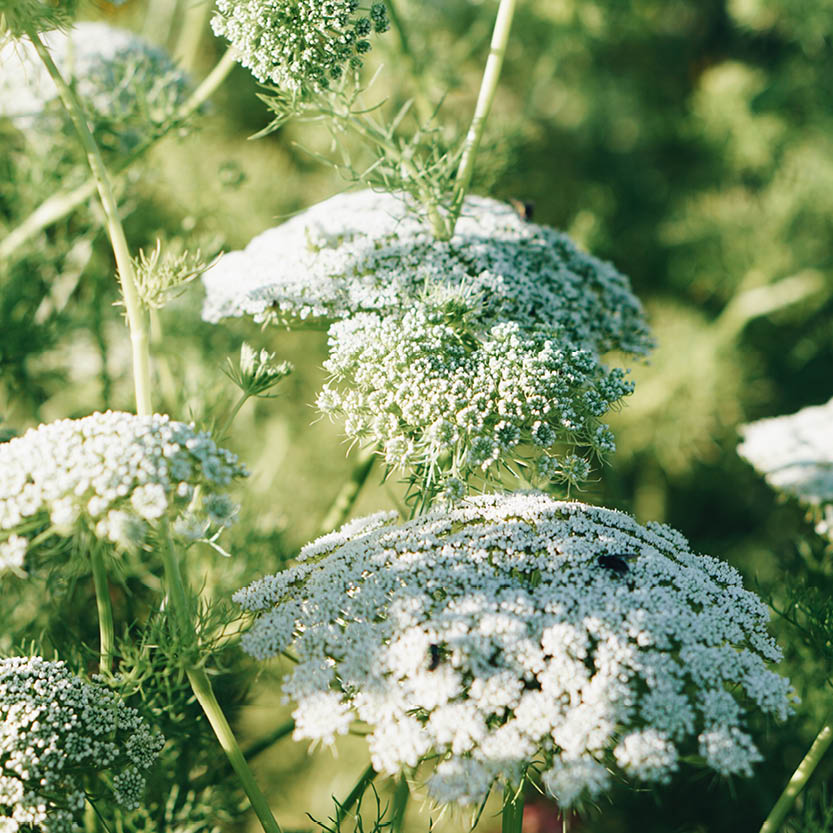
[0,411,246,572]
[0,656,163,831]
[235,492,794,807]
[738,395,833,540]
[212,0,390,93]
[319,309,632,490]
[0,23,189,148]
[201,190,652,359]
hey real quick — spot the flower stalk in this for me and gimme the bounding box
[502,784,525,833]
[448,0,518,237]
[160,529,282,833]
[759,715,833,833]
[27,29,152,416]
[89,542,115,673]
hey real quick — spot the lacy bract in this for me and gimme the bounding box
[212,0,389,94]
[201,190,652,359]
[0,656,163,832]
[235,492,794,807]
[0,22,189,148]
[738,394,833,540]
[202,190,652,491]
[0,411,246,572]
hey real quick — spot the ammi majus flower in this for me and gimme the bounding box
[234,492,794,809]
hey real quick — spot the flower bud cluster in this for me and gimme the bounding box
[0,411,247,571]
[0,656,163,831]
[212,0,390,94]
[318,308,632,490]
[235,492,794,807]
[0,22,189,150]
[738,394,833,540]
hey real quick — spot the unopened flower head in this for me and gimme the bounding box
[0,411,247,572]
[212,0,390,94]
[235,492,794,807]
[0,656,163,831]
[0,22,190,149]
[318,307,633,491]
[738,394,833,541]
[201,190,652,359]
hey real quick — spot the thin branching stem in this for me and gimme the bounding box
[27,29,152,416]
[759,715,833,833]
[335,764,377,828]
[448,0,518,236]
[160,529,282,833]
[0,48,237,262]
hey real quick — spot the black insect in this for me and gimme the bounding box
[597,553,638,576]
[428,644,441,671]
[509,198,535,222]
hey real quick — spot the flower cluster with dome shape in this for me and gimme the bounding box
[235,492,795,807]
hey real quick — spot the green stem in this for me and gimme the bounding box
[501,784,525,833]
[175,0,213,71]
[89,543,115,672]
[28,29,152,416]
[160,531,282,833]
[243,719,296,761]
[759,717,833,833]
[218,391,251,440]
[335,764,377,827]
[317,448,376,535]
[391,777,409,833]
[448,0,518,235]
[0,48,237,263]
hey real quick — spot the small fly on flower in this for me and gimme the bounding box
[509,198,535,222]
[597,553,639,576]
[428,644,441,671]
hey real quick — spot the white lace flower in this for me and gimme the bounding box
[0,411,247,563]
[738,395,833,540]
[212,0,390,93]
[201,190,652,359]
[235,492,794,807]
[0,22,190,147]
[0,656,163,828]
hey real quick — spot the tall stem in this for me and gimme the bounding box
[317,448,376,535]
[1,48,237,262]
[89,543,115,672]
[160,531,282,833]
[448,0,518,236]
[501,783,525,833]
[27,30,152,416]
[759,716,833,833]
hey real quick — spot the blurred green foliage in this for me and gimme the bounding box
[2,0,833,831]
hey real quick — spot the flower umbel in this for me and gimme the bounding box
[211,0,390,94]
[0,656,163,831]
[235,492,794,807]
[0,411,247,570]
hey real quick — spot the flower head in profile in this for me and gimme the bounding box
[0,656,163,831]
[0,411,247,573]
[0,22,190,149]
[738,394,833,541]
[235,492,794,808]
[212,0,390,94]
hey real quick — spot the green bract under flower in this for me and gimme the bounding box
[319,309,632,494]
[235,492,794,807]
[211,0,390,94]
[0,411,247,572]
[0,0,76,41]
[0,22,190,150]
[201,190,652,359]
[738,394,833,541]
[0,656,163,831]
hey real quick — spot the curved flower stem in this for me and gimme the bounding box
[0,47,237,263]
[335,763,377,827]
[89,543,115,672]
[27,29,152,416]
[447,0,518,237]
[317,448,377,535]
[759,716,833,833]
[160,530,282,833]
[218,391,252,440]
[501,783,525,833]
